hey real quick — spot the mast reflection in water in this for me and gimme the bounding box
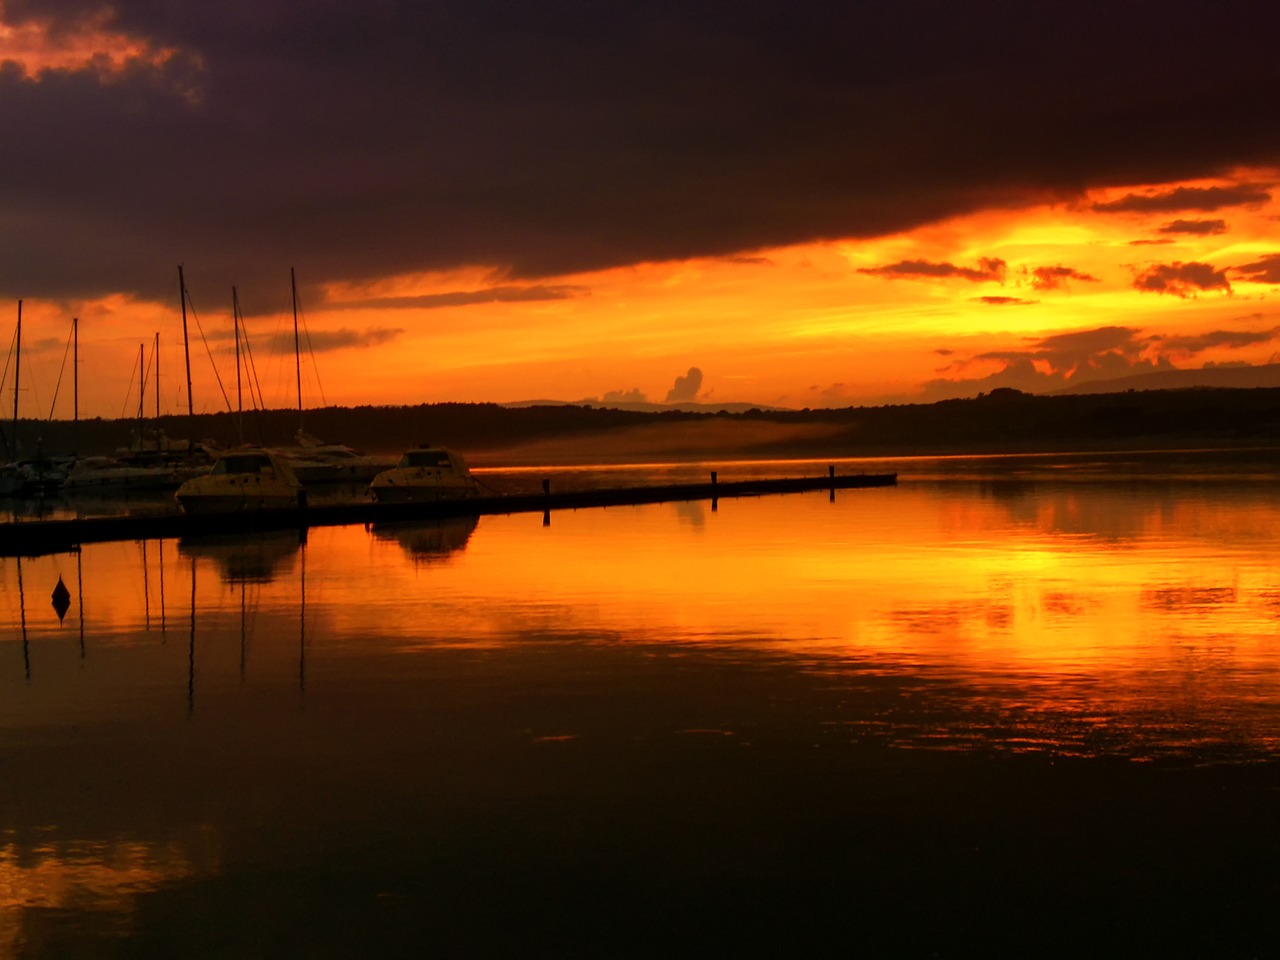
[4,452,1280,957]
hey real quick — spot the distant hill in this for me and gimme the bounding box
[1050,364,1280,395]
[502,399,788,414]
[7,387,1280,466]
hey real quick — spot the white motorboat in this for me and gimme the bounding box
[62,455,181,493]
[368,445,479,502]
[175,448,305,514]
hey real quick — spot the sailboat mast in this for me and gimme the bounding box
[154,332,160,420]
[232,286,243,443]
[72,317,79,454]
[12,299,21,455]
[138,343,146,437]
[291,268,303,432]
[178,265,194,444]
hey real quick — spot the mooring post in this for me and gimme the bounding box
[542,478,551,495]
[829,464,836,503]
[711,470,717,485]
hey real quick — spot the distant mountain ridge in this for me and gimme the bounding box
[1050,364,1280,395]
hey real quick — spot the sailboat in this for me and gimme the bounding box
[123,270,219,475]
[174,282,304,514]
[0,301,74,497]
[64,339,176,493]
[268,269,392,484]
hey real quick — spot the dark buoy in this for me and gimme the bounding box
[51,576,72,623]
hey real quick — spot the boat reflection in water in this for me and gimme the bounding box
[7,451,1280,957]
[178,529,305,583]
[368,515,478,563]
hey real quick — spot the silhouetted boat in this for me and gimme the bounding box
[368,445,479,502]
[62,455,180,493]
[273,431,394,484]
[175,448,305,514]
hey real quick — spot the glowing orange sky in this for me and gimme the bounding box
[3,169,1277,421]
[2,7,1278,420]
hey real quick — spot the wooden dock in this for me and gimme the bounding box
[0,471,896,557]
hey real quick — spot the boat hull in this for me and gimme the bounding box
[175,449,305,514]
[176,493,303,514]
[369,482,479,503]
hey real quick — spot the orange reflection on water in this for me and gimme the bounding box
[5,476,1280,761]
[0,838,205,951]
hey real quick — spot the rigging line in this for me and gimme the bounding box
[240,315,268,413]
[119,347,142,419]
[1,319,15,399]
[140,340,154,410]
[143,336,159,401]
[184,292,234,414]
[46,319,74,420]
[294,289,328,409]
[238,317,269,445]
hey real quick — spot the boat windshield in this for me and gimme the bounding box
[212,454,273,475]
[401,451,454,469]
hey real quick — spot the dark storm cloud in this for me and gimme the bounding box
[860,258,1006,282]
[1233,253,1280,284]
[4,0,1280,303]
[1092,185,1271,214]
[1029,265,1099,290]
[972,296,1037,305]
[1156,219,1228,235]
[1132,261,1231,297]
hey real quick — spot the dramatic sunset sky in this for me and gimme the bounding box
[2,0,1279,420]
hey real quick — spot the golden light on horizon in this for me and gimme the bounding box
[2,169,1277,419]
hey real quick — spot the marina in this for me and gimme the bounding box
[0,469,896,556]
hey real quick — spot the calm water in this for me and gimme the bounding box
[4,450,1280,957]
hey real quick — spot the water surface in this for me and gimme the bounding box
[4,450,1280,956]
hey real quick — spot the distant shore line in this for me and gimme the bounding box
[3,386,1279,464]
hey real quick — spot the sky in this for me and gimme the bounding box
[2,0,1280,420]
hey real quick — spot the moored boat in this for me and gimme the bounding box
[272,432,395,485]
[62,455,181,493]
[175,448,305,514]
[368,445,479,502]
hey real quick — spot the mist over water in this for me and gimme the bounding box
[4,449,1280,956]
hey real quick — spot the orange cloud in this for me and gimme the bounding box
[1093,184,1270,214]
[1157,219,1228,236]
[858,258,1007,283]
[1132,262,1231,298]
[1029,265,1099,290]
[1233,253,1280,284]
[0,4,187,79]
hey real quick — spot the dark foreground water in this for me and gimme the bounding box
[4,450,1280,957]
